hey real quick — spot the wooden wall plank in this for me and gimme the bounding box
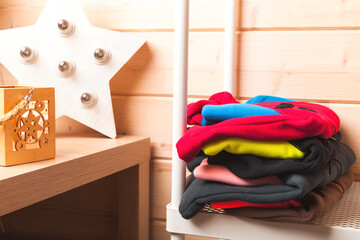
[151,159,171,220]
[109,32,224,97]
[3,0,360,30]
[82,0,227,31]
[0,64,16,85]
[110,31,360,101]
[237,31,360,101]
[0,0,45,29]
[113,96,173,158]
[241,0,360,29]
[0,0,226,30]
[3,31,360,102]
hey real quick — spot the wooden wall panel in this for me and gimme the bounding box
[112,31,360,101]
[0,30,337,100]
[110,32,224,97]
[113,96,173,158]
[2,0,360,239]
[0,0,227,30]
[3,30,360,102]
[241,0,360,29]
[238,31,360,101]
[2,31,360,102]
[151,159,171,220]
[0,65,16,85]
[3,0,360,31]
[0,1,45,29]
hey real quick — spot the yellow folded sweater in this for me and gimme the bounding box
[202,138,305,159]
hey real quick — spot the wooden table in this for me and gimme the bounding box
[0,134,150,240]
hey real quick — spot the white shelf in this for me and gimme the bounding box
[168,0,360,239]
[167,182,360,240]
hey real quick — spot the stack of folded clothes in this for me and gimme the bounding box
[176,92,356,222]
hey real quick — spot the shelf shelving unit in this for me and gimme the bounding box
[166,0,360,239]
[0,133,150,240]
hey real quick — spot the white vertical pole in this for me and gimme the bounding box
[224,0,237,94]
[170,0,188,239]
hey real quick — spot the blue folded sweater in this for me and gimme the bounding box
[201,95,295,126]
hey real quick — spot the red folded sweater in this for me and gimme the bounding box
[211,199,302,209]
[178,92,339,162]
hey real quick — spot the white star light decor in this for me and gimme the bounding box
[0,0,146,138]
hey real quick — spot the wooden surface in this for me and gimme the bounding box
[0,173,121,240]
[139,160,150,240]
[0,133,150,217]
[1,0,360,239]
[0,168,149,240]
[118,166,139,240]
[0,134,150,240]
